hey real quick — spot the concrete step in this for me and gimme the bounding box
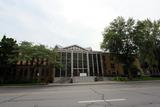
[54,77,71,83]
[72,76,95,83]
[54,77,114,83]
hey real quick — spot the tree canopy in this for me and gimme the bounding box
[0,36,56,66]
[18,41,56,64]
[101,16,160,78]
[134,19,160,68]
[0,35,19,65]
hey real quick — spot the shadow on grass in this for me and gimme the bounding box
[112,76,160,81]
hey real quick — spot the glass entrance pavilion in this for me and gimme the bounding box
[55,45,104,77]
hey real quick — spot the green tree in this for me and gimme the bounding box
[18,41,34,61]
[134,19,160,72]
[18,41,57,83]
[101,16,137,79]
[18,41,56,64]
[0,35,19,65]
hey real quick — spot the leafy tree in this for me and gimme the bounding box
[0,35,19,65]
[101,16,137,79]
[18,41,56,65]
[102,17,160,77]
[18,41,57,83]
[134,19,160,72]
[18,41,34,61]
[101,17,124,54]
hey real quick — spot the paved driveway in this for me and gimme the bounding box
[0,81,160,107]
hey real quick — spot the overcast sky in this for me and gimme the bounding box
[0,0,160,50]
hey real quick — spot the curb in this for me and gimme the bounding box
[46,80,160,87]
[47,81,126,87]
[1,80,160,88]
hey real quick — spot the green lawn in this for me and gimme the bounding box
[0,82,47,86]
[112,76,160,81]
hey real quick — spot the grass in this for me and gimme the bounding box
[112,76,160,81]
[0,81,47,86]
[133,76,160,81]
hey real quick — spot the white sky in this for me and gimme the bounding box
[0,0,160,50]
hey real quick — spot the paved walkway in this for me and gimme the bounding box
[1,80,160,88]
[48,81,122,86]
[48,80,160,86]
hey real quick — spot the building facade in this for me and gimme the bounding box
[0,45,145,83]
[55,45,104,78]
[0,59,54,84]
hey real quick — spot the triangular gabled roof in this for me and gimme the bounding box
[63,45,88,51]
[55,45,63,49]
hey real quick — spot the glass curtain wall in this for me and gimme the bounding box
[55,51,103,77]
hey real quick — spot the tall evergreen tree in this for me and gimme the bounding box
[0,35,19,65]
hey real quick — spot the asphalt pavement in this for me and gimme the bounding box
[0,80,160,107]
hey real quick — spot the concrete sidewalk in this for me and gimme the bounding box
[1,80,160,88]
[0,81,119,88]
[48,80,160,86]
[48,81,122,86]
